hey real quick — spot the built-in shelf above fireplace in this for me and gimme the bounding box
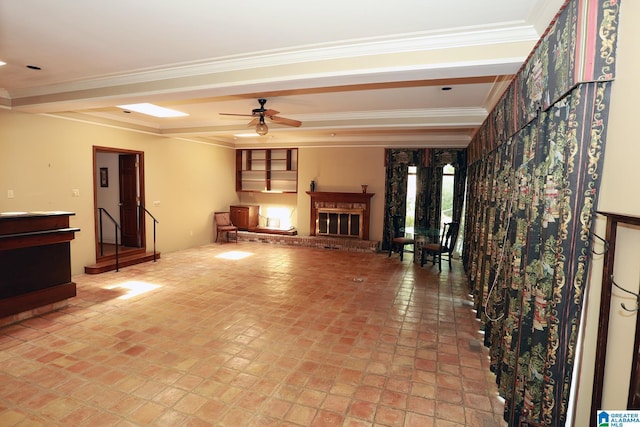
[306,191,374,240]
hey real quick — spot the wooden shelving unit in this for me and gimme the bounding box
[236,148,298,193]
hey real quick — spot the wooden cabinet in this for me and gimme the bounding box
[236,148,298,193]
[230,205,259,230]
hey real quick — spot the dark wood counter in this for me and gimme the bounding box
[0,211,80,317]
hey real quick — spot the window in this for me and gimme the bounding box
[405,165,417,238]
[441,163,465,255]
[440,164,455,227]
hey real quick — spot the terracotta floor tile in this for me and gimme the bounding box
[80,411,123,427]
[465,408,506,427]
[60,405,102,425]
[311,409,344,427]
[321,394,351,413]
[153,409,190,426]
[220,407,254,426]
[297,389,326,407]
[152,386,188,406]
[195,399,228,421]
[464,392,494,412]
[174,392,208,414]
[343,416,375,427]
[354,384,382,403]
[376,405,406,426]
[348,400,376,421]
[0,243,505,426]
[436,401,467,423]
[437,372,464,390]
[407,395,436,417]
[405,411,436,427]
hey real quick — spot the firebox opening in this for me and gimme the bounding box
[316,208,363,238]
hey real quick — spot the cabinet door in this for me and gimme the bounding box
[230,207,248,229]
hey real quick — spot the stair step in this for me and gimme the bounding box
[84,251,161,274]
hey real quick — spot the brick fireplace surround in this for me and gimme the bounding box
[306,191,375,240]
[236,191,379,252]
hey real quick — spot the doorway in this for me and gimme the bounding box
[93,146,146,260]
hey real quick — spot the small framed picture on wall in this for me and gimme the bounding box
[100,168,109,187]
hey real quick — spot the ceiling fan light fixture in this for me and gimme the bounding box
[220,98,301,137]
[256,116,268,136]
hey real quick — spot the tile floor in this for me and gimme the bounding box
[0,242,506,426]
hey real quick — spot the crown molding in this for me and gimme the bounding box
[9,24,538,100]
[292,108,488,122]
[527,0,568,34]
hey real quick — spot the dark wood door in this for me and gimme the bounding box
[119,154,140,247]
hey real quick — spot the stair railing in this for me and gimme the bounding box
[140,204,159,262]
[97,208,122,272]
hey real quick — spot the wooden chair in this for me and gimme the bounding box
[420,221,459,271]
[214,211,238,243]
[387,215,415,261]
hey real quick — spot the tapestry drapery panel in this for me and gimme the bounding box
[382,149,426,251]
[467,0,619,165]
[415,166,430,230]
[383,148,467,253]
[424,165,442,233]
[451,150,468,252]
[462,0,619,425]
[426,149,468,235]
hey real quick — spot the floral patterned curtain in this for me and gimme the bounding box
[383,148,467,251]
[382,149,425,250]
[463,0,619,425]
[432,149,468,230]
[423,164,442,231]
[452,151,468,229]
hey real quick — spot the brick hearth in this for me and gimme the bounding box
[237,231,380,252]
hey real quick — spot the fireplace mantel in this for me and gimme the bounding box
[306,191,374,240]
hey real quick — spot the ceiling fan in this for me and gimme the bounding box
[219,98,302,136]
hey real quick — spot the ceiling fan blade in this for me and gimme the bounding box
[219,112,254,117]
[263,109,280,116]
[269,115,302,127]
[247,118,259,126]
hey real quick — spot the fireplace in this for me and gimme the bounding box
[306,191,374,240]
[317,209,363,238]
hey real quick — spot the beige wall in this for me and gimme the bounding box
[0,108,238,275]
[297,147,386,240]
[0,108,389,276]
[238,146,387,241]
[573,1,640,425]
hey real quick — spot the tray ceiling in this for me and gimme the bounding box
[0,0,566,148]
